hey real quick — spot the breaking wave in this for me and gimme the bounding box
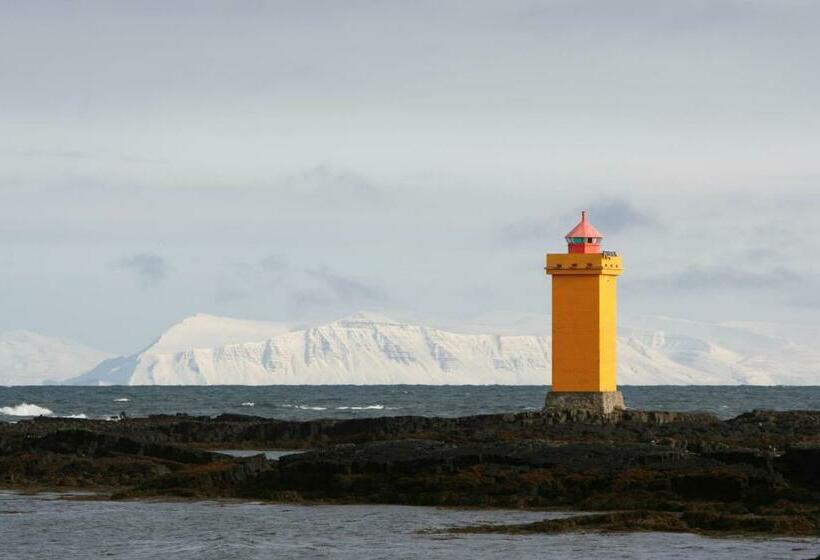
[281,404,328,411]
[336,405,398,410]
[0,403,54,416]
[241,402,255,407]
[113,398,130,402]
[61,413,88,419]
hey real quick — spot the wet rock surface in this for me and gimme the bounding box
[441,510,819,536]
[1,409,818,535]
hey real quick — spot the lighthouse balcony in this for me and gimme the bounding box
[545,253,623,276]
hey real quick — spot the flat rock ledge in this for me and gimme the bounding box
[440,510,819,537]
[0,409,818,537]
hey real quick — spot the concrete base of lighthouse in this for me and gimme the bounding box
[544,391,625,415]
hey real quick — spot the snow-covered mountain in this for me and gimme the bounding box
[68,314,288,385]
[0,331,111,386]
[65,312,819,386]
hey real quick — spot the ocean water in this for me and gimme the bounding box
[0,385,818,422]
[1,492,817,560]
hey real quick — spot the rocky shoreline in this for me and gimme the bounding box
[1,409,818,536]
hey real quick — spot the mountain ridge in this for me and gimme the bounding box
[63,312,819,386]
[0,330,111,386]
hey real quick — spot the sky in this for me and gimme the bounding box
[1,1,819,354]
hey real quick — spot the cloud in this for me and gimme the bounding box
[115,253,169,288]
[257,255,287,273]
[284,266,388,314]
[585,198,658,234]
[305,266,387,303]
[3,147,91,160]
[281,164,385,209]
[632,265,800,293]
[230,255,288,279]
[213,255,289,303]
[213,287,249,304]
[785,290,820,309]
[498,197,656,246]
[213,260,386,316]
[291,289,333,311]
[497,220,550,246]
[509,1,759,33]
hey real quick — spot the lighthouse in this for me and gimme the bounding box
[544,211,625,414]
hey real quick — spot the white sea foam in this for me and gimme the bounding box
[282,404,328,411]
[241,402,255,407]
[61,413,88,419]
[0,403,54,416]
[113,398,130,402]
[336,405,394,410]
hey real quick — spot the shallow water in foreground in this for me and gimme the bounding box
[1,385,819,422]
[1,493,817,560]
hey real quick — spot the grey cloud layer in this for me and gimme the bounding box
[630,266,801,293]
[114,253,169,288]
[0,1,818,351]
[498,198,658,246]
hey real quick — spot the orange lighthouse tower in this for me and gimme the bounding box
[544,211,625,413]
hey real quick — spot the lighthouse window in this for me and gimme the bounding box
[587,238,593,243]
[569,237,584,244]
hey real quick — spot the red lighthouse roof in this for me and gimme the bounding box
[565,211,603,254]
[565,211,603,239]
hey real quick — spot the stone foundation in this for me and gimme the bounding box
[544,391,625,414]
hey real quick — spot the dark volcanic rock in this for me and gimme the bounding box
[0,409,722,450]
[780,444,820,488]
[1,408,819,535]
[0,428,271,494]
[248,438,793,511]
[278,439,706,474]
[9,430,217,464]
[443,510,819,536]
